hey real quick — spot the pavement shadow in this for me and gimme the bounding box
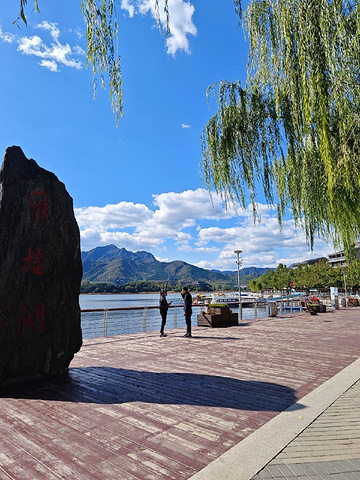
[1,366,305,412]
[181,336,244,340]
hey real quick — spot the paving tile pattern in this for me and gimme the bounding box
[252,380,360,479]
[0,308,359,479]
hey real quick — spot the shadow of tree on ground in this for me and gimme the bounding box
[1,366,305,412]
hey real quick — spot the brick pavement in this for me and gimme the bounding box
[0,307,359,479]
[252,379,360,479]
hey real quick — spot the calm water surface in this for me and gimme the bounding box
[80,293,183,310]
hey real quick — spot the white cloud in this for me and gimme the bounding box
[68,27,84,40]
[36,21,61,42]
[121,0,197,55]
[75,202,153,230]
[177,244,193,252]
[75,188,333,270]
[121,0,136,17]
[152,188,235,225]
[155,256,170,262]
[197,223,293,254]
[15,21,83,71]
[194,219,331,270]
[0,26,16,43]
[76,188,230,251]
[181,123,191,128]
[196,246,221,253]
[18,35,42,54]
[75,27,84,40]
[39,59,59,72]
[73,45,86,55]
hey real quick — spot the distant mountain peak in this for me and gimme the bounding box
[81,244,270,284]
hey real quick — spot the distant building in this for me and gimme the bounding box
[111,279,129,285]
[327,242,360,268]
[292,242,360,269]
[290,257,327,268]
[327,250,347,268]
[190,281,210,288]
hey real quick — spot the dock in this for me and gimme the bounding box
[0,308,359,479]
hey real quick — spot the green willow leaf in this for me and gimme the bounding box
[16,0,173,124]
[202,0,360,254]
[81,0,123,125]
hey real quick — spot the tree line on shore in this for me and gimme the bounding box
[81,259,360,294]
[80,280,237,294]
[250,260,360,293]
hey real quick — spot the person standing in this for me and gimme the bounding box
[181,286,192,338]
[159,290,171,337]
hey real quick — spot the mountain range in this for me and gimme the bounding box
[81,245,270,285]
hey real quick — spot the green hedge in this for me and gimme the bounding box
[208,303,230,308]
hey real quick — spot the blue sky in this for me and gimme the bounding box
[0,0,334,270]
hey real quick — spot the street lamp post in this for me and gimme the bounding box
[234,250,242,323]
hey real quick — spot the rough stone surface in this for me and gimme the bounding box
[0,146,82,384]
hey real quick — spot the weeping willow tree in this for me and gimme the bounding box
[202,0,360,255]
[17,1,359,253]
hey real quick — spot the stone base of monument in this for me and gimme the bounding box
[0,146,82,385]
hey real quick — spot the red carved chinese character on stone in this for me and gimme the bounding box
[19,303,45,338]
[23,247,45,275]
[27,191,50,222]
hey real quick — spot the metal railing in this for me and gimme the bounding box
[81,304,185,339]
[80,303,270,339]
[80,297,330,339]
[277,300,302,315]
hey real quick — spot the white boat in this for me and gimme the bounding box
[210,292,261,307]
[193,294,212,306]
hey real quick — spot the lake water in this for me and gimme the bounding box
[79,293,268,339]
[80,292,184,310]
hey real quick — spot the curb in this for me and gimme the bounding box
[188,358,360,480]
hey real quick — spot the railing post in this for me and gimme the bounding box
[254,302,258,319]
[103,309,108,337]
[174,307,177,329]
[142,308,147,333]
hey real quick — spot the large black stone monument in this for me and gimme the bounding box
[0,146,82,385]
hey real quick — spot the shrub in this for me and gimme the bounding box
[208,303,230,308]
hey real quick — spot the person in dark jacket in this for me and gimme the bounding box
[159,290,171,337]
[181,286,192,338]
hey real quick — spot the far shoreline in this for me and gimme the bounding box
[80,290,229,296]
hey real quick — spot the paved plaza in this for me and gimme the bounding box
[252,378,360,480]
[0,307,359,479]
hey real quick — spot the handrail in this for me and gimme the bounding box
[81,299,307,314]
[79,299,315,340]
[81,304,182,313]
[80,303,187,339]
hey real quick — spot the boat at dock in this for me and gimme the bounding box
[210,292,263,307]
[193,294,212,306]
